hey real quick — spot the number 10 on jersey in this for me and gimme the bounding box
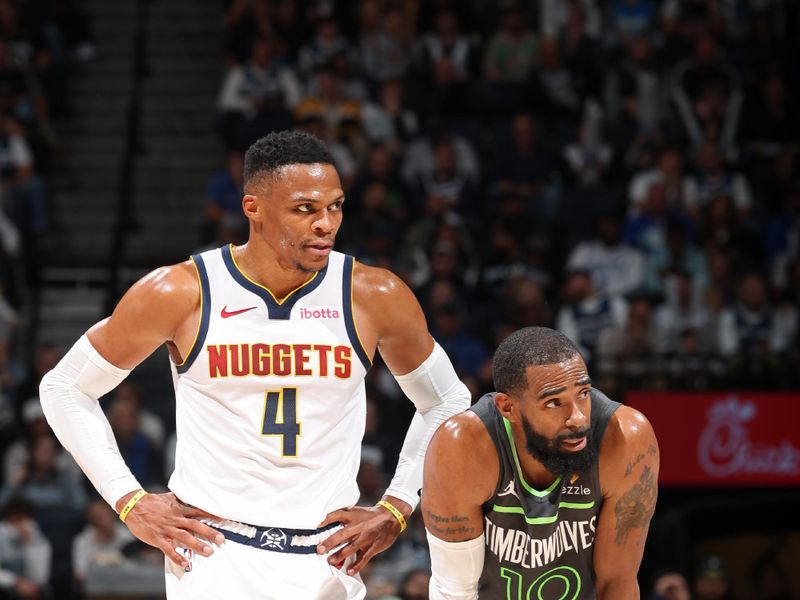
[261,388,301,457]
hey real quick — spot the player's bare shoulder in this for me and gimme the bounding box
[599,404,659,512]
[350,260,431,371]
[426,409,499,504]
[112,260,201,325]
[351,260,414,306]
[133,260,199,304]
[88,260,202,368]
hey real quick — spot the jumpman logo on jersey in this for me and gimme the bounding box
[498,479,519,500]
[221,305,257,318]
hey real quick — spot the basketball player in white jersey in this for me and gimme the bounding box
[38,131,471,599]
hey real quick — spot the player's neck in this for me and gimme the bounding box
[231,242,316,301]
[511,424,560,490]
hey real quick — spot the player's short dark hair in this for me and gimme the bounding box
[243,130,334,188]
[492,327,582,395]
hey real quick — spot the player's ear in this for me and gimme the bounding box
[494,392,516,422]
[242,194,261,221]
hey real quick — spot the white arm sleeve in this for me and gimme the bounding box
[39,335,140,509]
[427,531,484,600]
[384,342,471,510]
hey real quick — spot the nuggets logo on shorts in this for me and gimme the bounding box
[259,528,288,551]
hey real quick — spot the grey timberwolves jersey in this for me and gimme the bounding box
[471,389,620,599]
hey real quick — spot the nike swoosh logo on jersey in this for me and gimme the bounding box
[220,305,257,318]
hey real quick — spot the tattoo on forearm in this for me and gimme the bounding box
[425,510,476,537]
[614,465,657,546]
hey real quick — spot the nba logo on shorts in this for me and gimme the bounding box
[178,547,193,572]
[259,528,288,550]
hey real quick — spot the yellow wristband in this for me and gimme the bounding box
[377,499,407,532]
[119,490,147,523]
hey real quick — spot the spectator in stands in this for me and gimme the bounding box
[72,499,134,587]
[698,194,761,263]
[539,0,602,41]
[653,270,711,354]
[717,272,797,366]
[362,79,419,148]
[409,136,477,215]
[3,397,81,488]
[412,9,481,123]
[401,129,480,205]
[628,147,690,215]
[0,434,87,511]
[661,327,726,390]
[483,4,537,84]
[293,102,359,190]
[107,395,163,489]
[740,72,799,159]
[605,37,664,176]
[0,117,49,267]
[108,382,164,452]
[0,40,35,123]
[643,218,708,295]
[398,568,430,600]
[415,10,479,89]
[15,344,60,415]
[670,33,742,153]
[201,150,246,244]
[500,276,552,333]
[526,37,583,124]
[559,2,603,100]
[649,570,691,600]
[562,101,615,189]
[693,555,732,600]
[608,0,658,45]
[217,37,301,150]
[596,295,658,391]
[338,181,402,263]
[349,144,409,222]
[767,188,799,297]
[684,141,752,220]
[0,497,51,599]
[224,0,289,65]
[430,302,487,378]
[356,445,386,508]
[360,7,411,87]
[302,62,364,138]
[0,286,17,361]
[556,269,628,366]
[297,18,355,81]
[567,214,644,297]
[491,112,557,208]
[624,180,693,258]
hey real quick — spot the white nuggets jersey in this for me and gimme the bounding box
[168,245,371,529]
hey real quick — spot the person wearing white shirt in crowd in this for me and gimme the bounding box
[566,215,645,297]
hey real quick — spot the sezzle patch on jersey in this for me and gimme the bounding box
[207,343,353,378]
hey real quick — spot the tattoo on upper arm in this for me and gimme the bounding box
[623,445,658,478]
[425,510,477,538]
[613,465,657,546]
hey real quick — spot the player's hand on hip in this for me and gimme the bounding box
[118,491,226,569]
[316,499,409,575]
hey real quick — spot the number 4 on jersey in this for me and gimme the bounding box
[261,388,301,457]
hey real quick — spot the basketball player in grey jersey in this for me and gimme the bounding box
[422,327,659,599]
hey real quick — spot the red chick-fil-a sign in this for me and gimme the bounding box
[626,392,800,486]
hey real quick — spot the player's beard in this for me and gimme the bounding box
[521,414,597,477]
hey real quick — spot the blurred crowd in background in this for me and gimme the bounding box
[0,0,798,598]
